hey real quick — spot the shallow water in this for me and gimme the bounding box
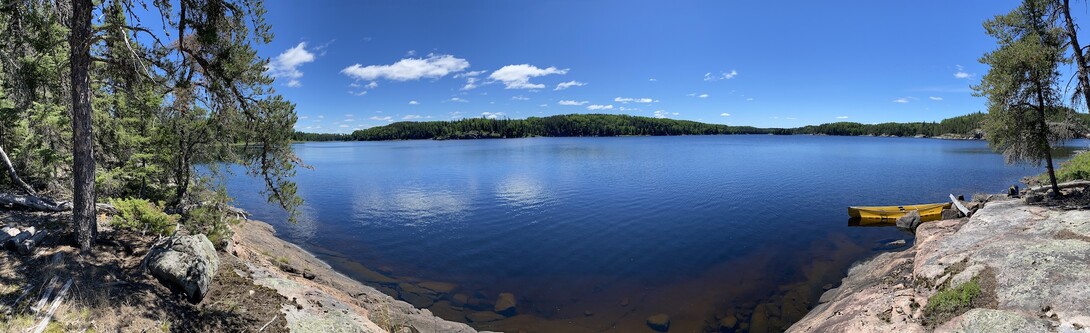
[224,135,1086,332]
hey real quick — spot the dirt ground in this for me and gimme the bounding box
[0,210,289,333]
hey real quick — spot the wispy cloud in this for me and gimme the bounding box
[402,115,422,120]
[489,64,568,89]
[369,116,393,122]
[720,113,731,117]
[954,65,974,79]
[266,42,316,88]
[511,95,530,101]
[554,80,586,91]
[929,96,943,101]
[893,97,911,103]
[449,97,469,103]
[409,100,419,105]
[704,70,738,81]
[587,104,613,110]
[558,100,588,106]
[648,78,657,82]
[836,116,849,119]
[615,97,658,103]
[342,54,470,82]
[653,110,679,118]
[699,94,709,98]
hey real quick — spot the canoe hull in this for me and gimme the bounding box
[847,203,951,222]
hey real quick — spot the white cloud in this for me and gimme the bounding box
[266,42,316,88]
[482,112,506,119]
[450,111,465,119]
[341,54,470,82]
[699,94,709,98]
[369,116,393,122]
[704,70,738,81]
[339,124,350,128]
[954,65,974,79]
[489,64,568,89]
[450,97,468,103]
[365,81,379,89]
[836,116,849,119]
[406,50,416,56]
[539,104,548,107]
[893,97,911,103]
[587,104,613,110]
[454,70,486,78]
[619,106,640,111]
[720,113,731,117]
[653,110,677,118]
[408,100,419,105]
[929,96,943,101]
[615,97,657,103]
[344,118,355,122]
[558,100,588,106]
[554,80,586,91]
[299,116,309,120]
[746,97,754,101]
[648,78,657,82]
[512,95,530,101]
[462,77,479,90]
[402,115,422,120]
[350,90,367,96]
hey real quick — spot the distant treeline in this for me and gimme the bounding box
[291,112,1083,142]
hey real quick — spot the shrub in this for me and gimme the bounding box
[109,198,178,236]
[1042,151,1090,183]
[182,183,242,251]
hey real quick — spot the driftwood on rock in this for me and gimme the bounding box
[0,193,69,212]
[1028,180,1090,193]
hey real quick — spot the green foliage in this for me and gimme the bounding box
[0,0,303,229]
[1042,151,1090,183]
[181,181,242,251]
[292,113,998,142]
[108,198,178,237]
[924,278,982,319]
[974,0,1073,192]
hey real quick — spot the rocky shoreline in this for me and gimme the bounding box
[228,218,483,333]
[787,197,1090,332]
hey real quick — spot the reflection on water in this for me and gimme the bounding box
[495,174,553,209]
[225,136,1090,332]
[353,187,469,226]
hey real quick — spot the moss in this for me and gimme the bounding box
[924,278,982,326]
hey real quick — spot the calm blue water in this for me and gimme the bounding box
[224,135,1085,331]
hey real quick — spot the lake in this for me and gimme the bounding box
[224,135,1085,332]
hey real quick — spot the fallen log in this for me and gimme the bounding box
[0,144,36,196]
[0,193,69,212]
[1027,180,1090,193]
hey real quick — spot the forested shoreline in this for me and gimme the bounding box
[292,112,1012,141]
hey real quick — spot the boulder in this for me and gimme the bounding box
[750,304,771,333]
[646,313,670,332]
[1024,193,1043,204]
[451,293,469,307]
[895,210,921,232]
[941,208,961,220]
[465,311,505,323]
[494,293,517,316]
[718,315,738,332]
[145,234,219,304]
[418,281,457,295]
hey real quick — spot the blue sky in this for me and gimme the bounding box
[257,0,1028,133]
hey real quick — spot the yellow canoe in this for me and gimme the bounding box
[847,203,951,222]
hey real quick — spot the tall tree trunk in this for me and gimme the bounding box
[0,144,36,196]
[69,0,97,251]
[1036,84,1062,195]
[1061,0,1090,111]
